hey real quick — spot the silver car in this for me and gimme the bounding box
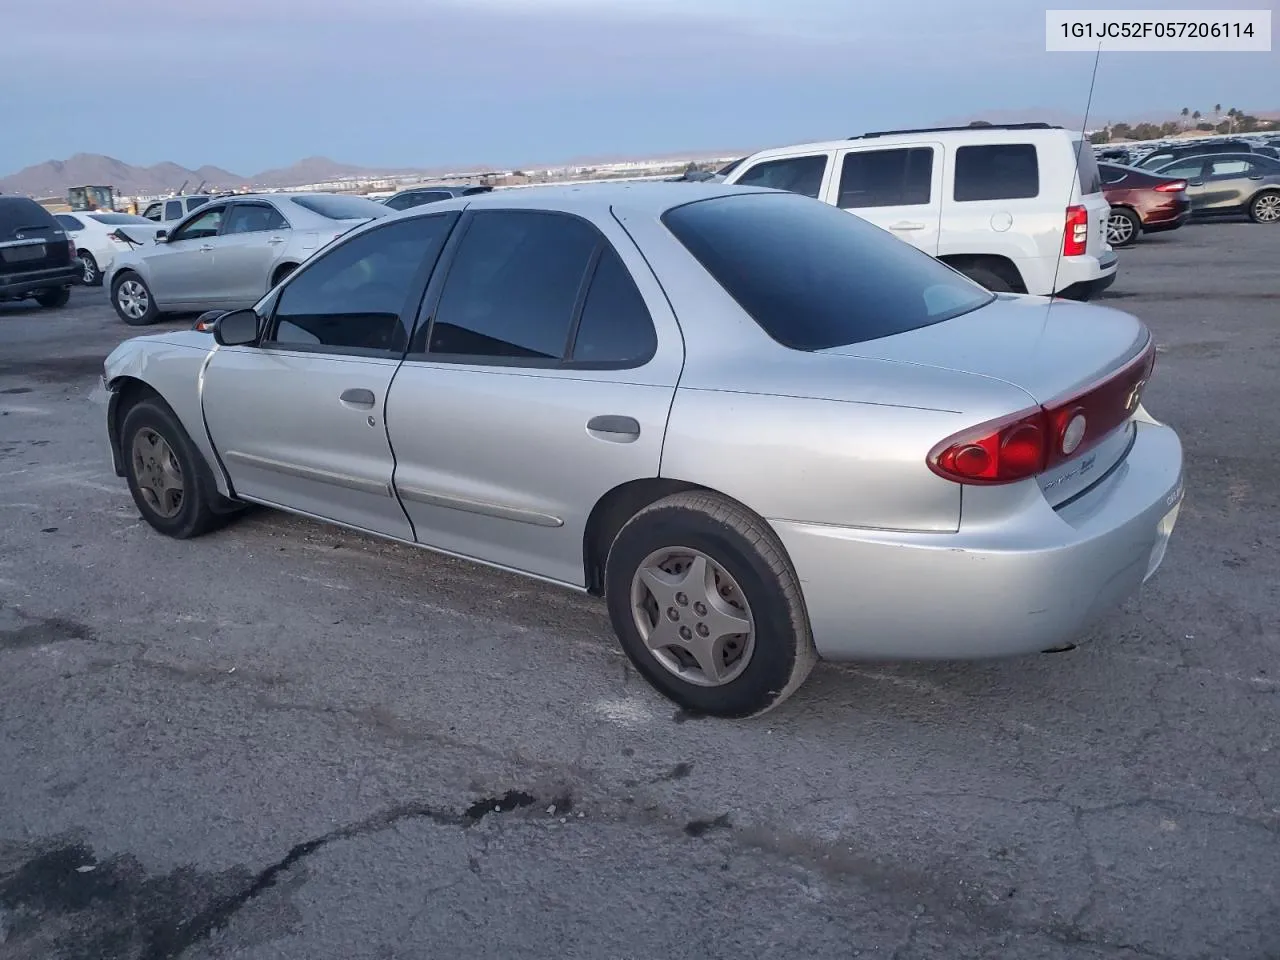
[101,183,1184,717]
[106,192,390,325]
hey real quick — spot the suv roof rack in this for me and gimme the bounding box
[850,122,1061,140]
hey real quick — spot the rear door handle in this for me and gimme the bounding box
[889,221,926,231]
[587,415,640,441]
[267,236,286,244]
[340,388,376,408]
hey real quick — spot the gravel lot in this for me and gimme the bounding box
[1,222,1277,960]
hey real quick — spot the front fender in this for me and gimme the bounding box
[103,335,233,498]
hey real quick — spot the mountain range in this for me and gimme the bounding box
[0,154,456,198]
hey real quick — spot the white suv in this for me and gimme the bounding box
[721,123,1117,299]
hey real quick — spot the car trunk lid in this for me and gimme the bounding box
[821,294,1154,506]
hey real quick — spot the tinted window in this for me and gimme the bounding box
[424,211,598,361]
[570,246,656,365]
[269,214,455,353]
[88,213,153,225]
[385,192,449,211]
[663,193,993,351]
[953,144,1039,201]
[164,201,182,220]
[1157,159,1205,180]
[223,203,289,234]
[735,155,827,199]
[187,196,210,210]
[1072,140,1102,194]
[837,147,933,208]
[170,205,225,241]
[56,214,86,230]
[290,194,389,220]
[1208,158,1252,177]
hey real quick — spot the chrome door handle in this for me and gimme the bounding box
[267,236,286,244]
[340,388,376,408]
[199,244,214,252]
[587,415,640,442]
[889,221,926,231]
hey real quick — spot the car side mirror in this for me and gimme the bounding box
[213,309,261,347]
[154,229,168,242]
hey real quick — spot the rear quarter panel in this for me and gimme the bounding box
[104,334,229,497]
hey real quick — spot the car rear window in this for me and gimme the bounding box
[290,194,391,221]
[0,197,59,238]
[1072,140,1103,194]
[662,192,994,352]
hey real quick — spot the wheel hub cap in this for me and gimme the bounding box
[131,428,184,518]
[630,547,755,687]
[118,280,148,319]
[1107,213,1134,244]
[1257,195,1280,222]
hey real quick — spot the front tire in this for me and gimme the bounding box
[604,491,817,718]
[1106,207,1141,248]
[34,286,71,309]
[112,272,161,326]
[1249,190,1280,224]
[120,399,232,539]
[78,250,102,286]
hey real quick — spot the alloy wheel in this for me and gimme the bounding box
[1107,212,1135,245]
[118,279,149,319]
[1254,194,1280,223]
[630,547,755,687]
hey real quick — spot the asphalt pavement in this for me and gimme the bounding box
[1,222,1277,960]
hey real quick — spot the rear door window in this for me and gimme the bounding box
[1207,158,1252,177]
[663,192,993,351]
[734,155,828,199]
[953,144,1040,201]
[1158,159,1206,180]
[164,201,183,220]
[837,147,934,208]
[420,211,599,362]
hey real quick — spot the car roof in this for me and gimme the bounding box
[739,126,1082,162]
[409,180,775,217]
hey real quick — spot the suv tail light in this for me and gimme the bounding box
[928,339,1156,485]
[1063,205,1089,256]
[1154,180,1187,193]
[67,238,77,259]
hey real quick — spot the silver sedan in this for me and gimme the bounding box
[106,192,390,325]
[101,182,1184,717]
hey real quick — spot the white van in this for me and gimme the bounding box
[721,123,1117,300]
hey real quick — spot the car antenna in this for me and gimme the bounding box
[1048,42,1103,313]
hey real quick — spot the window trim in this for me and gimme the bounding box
[402,208,658,371]
[254,210,462,360]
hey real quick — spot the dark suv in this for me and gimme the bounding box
[381,184,492,211]
[0,196,81,308]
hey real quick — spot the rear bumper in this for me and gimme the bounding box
[0,264,81,298]
[771,419,1184,661]
[1052,251,1118,300]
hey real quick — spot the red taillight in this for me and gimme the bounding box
[928,339,1157,486]
[67,239,77,259]
[1153,180,1187,193]
[1063,205,1089,256]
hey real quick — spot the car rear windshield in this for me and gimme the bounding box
[88,213,154,225]
[662,192,994,351]
[290,194,390,221]
[0,197,58,238]
[1072,140,1103,194]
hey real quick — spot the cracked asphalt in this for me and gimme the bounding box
[1,221,1278,960]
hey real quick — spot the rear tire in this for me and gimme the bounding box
[960,265,1014,293]
[1249,190,1280,224]
[604,491,817,718]
[34,286,71,309]
[112,272,161,326]
[1106,207,1141,248]
[120,399,234,539]
[78,250,102,286]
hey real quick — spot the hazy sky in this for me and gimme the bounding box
[5,0,1275,174]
